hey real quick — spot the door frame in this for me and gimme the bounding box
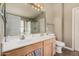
[72,7,79,51]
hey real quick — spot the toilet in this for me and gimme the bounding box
[56,41,65,53]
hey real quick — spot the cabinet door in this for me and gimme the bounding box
[44,39,52,56]
[44,44,52,56]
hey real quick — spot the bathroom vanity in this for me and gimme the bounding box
[1,3,56,56]
[2,34,56,56]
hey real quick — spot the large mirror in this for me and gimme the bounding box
[5,3,46,36]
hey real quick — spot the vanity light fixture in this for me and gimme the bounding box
[29,3,43,11]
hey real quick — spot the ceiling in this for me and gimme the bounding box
[6,3,43,18]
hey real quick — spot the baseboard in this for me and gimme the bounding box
[64,46,74,51]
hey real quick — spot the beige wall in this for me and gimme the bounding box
[45,3,79,48]
[44,4,55,33]
[45,3,63,41]
[64,3,79,48]
[52,3,79,48]
[44,4,54,24]
[53,3,63,41]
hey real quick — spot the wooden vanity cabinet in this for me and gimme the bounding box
[3,42,43,56]
[3,38,56,56]
[43,39,53,56]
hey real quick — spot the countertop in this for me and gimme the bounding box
[2,34,56,52]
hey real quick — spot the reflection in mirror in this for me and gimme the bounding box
[6,14,21,36]
[31,12,45,33]
[5,3,46,38]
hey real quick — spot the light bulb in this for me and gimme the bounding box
[32,5,35,8]
[40,6,43,9]
[37,4,40,7]
[34,7,38,10]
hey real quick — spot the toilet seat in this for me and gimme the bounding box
[56,41,65,47]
